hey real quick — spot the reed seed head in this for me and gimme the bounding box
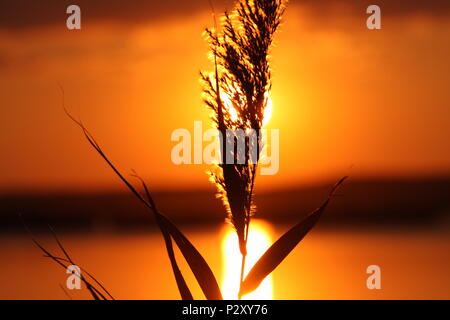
[202,0,286,255]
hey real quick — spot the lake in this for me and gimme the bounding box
[1,220,449,300]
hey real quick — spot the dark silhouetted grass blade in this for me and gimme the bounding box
[134,175,193,300]
[20,217,111,300]
[65,107,222,300]
[239,177,347,297]
[133,175,221,300]
[159,214,223,300]
[160,227,194,300]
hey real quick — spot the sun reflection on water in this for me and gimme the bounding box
[222,219,273,300]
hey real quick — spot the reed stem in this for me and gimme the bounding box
[238,251,247,300]
[238,216,251,299]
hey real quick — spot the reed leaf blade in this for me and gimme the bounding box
[159,215,223,300]
[65,108,221,300]
[239,177,347,296]
[160,228,194,300]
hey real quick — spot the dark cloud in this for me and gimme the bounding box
[0,0,233,30]
[0,0,449,30]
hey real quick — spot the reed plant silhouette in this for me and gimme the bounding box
[34,0,346,300]
[201,0,286,297]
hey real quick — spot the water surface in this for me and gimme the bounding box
[1,223,449,299]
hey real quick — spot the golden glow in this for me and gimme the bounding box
[220,91,239,122]
[222,219,273,300]
[220,92,273,127]
[263,92,273,127]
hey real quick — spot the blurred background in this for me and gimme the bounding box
[0,0,449,299]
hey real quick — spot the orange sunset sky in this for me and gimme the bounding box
[0,0,449,193]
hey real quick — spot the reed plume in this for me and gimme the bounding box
[201,0,286,296]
